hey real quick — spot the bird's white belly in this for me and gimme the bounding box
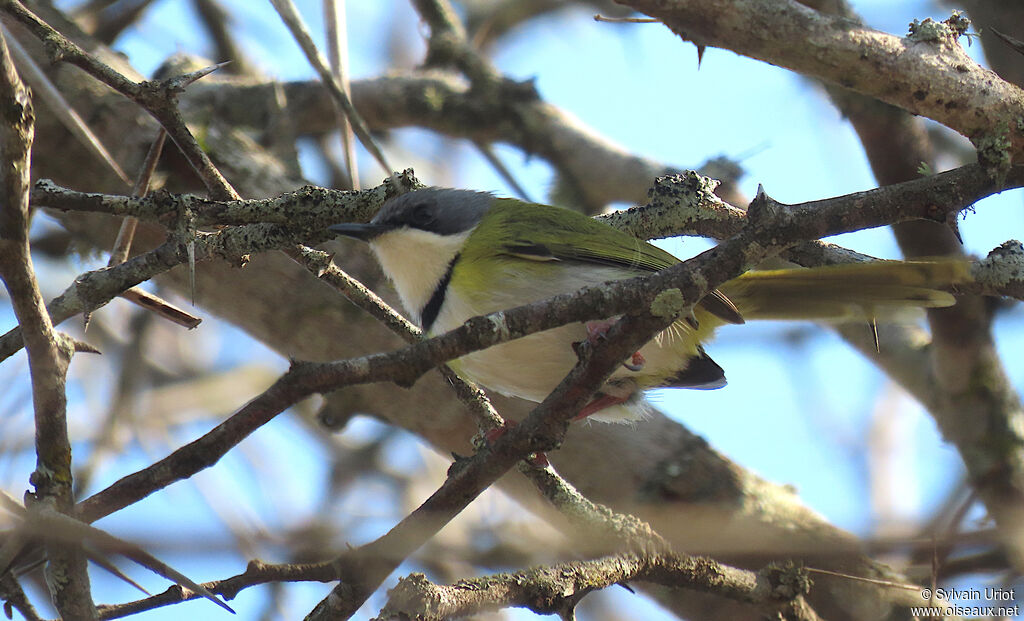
[453,324,586,402]
[431,289,692,422]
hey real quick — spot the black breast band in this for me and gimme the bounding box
[421,254,458,332]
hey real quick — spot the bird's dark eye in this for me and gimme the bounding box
[409,203,435,228]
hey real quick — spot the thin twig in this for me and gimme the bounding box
[109,129,166,265]
[116,289,202,329]
[324,0,359,189]
[411,0,502,85]
[0,571,42,621]
[95,559,337,619]
[991,28,1024,57]
[106,129,203,329]
[473,140,534,202]
[193,0,252,74]
[803,567,920,592]
[268,0,391,175]
[593,14,659,23]
[82,0,158,44]
[19,506,234,613]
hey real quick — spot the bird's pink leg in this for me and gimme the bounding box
[574,393,628,420]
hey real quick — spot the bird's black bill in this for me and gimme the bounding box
[328,222,396,241]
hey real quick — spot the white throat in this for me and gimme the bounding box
[369,228,471,326]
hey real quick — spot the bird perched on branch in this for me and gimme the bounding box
[330,187,968,422]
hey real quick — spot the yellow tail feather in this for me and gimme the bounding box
[715,259,970,322]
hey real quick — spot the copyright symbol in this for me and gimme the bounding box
[922,588,932,599]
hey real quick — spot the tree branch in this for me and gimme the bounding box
[379,554,820,621]
[620,0,1024,165]
[0,24,96,620]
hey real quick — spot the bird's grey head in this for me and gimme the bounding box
[329,187,494,242]
[371,187,493,235]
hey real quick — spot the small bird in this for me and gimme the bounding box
[330,188,968,422]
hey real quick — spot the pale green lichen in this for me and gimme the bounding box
[649,171,722,216]
[422,85,445,112]
[973,240,1024,287]
[908,11,970,42]
[908,18,950,42]
[650,288,686,318]
[488,311,511,340]
[976,127,1013,181]
[598,170,730,241]
[978,130,1012,159]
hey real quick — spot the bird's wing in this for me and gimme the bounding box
[490,199,743,325]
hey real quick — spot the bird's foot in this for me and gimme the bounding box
[623,352,646,372]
